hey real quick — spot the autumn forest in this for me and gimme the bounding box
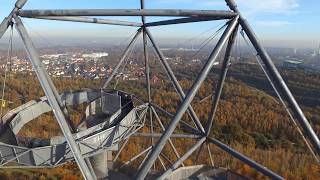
[0,59,319,180]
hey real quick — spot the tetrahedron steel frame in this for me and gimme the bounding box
[0,0,319,180]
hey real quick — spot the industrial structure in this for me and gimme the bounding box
[0,0,319,179]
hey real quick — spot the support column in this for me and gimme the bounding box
[226,0,320,154]
[2,1,74,131]
[90,152,111,179]
[14,16,94,180]
[140,0,155,169]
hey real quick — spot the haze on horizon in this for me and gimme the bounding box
[0,0,319,49]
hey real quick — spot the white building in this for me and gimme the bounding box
[82,52,109,59]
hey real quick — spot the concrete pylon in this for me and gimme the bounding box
[90,151,112,179]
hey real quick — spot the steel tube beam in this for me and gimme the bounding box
[14,16,94,180]
[22,16,142,27]
[19,9,237,18]
[41,54,75,131]
[133,132,201,139]
[195,33,242,161]
[85,158,97,180]
[195,143,204,163]
[241,32,320,162]
[207,143,214,166]
[12,7,74,131]
[113,137,130,162]
[136,16,239,180]
[150,102,199,134]
[160,153,173,166]
[140,1,155,167]
[205,25,239,136]
[0,18,11,39]
[122,146,152,167]
[226,0,320,154]
[145,27,205,134]
[102,28,142,89]
[157,137,206,180]
[138,150,152,169]
[140,1,147,24]
[207,137,284,180]
[158,156,166,170]
[151,106,184,166]
[0,0,27,39]
[141,0,151,107]
[145,17,225,27]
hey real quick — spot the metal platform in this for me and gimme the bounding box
[0,90,147,167]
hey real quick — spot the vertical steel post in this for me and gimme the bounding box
[102,29,142,89]
[205,25,239,136]
[140,0,155,169]
[136,16,239,180]
[225,0,320,154]
[140,0,151,103]
[14,16,94,180]
[145,28,205,134]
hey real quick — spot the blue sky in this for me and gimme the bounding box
[0,0,319,48]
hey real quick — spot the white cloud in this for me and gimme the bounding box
[156,0,226,7]
[237,0,299,15]
[156,0,195,4]
[156,0,299,14]
[234,0,299,28]
[256,20,293,27]
[202,1,226,7]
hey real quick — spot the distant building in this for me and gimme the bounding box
[42,60,50,65]
[282,58,304,69]
[82,52,109,60]
[192,59,201,63]
[151,75,159,84]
